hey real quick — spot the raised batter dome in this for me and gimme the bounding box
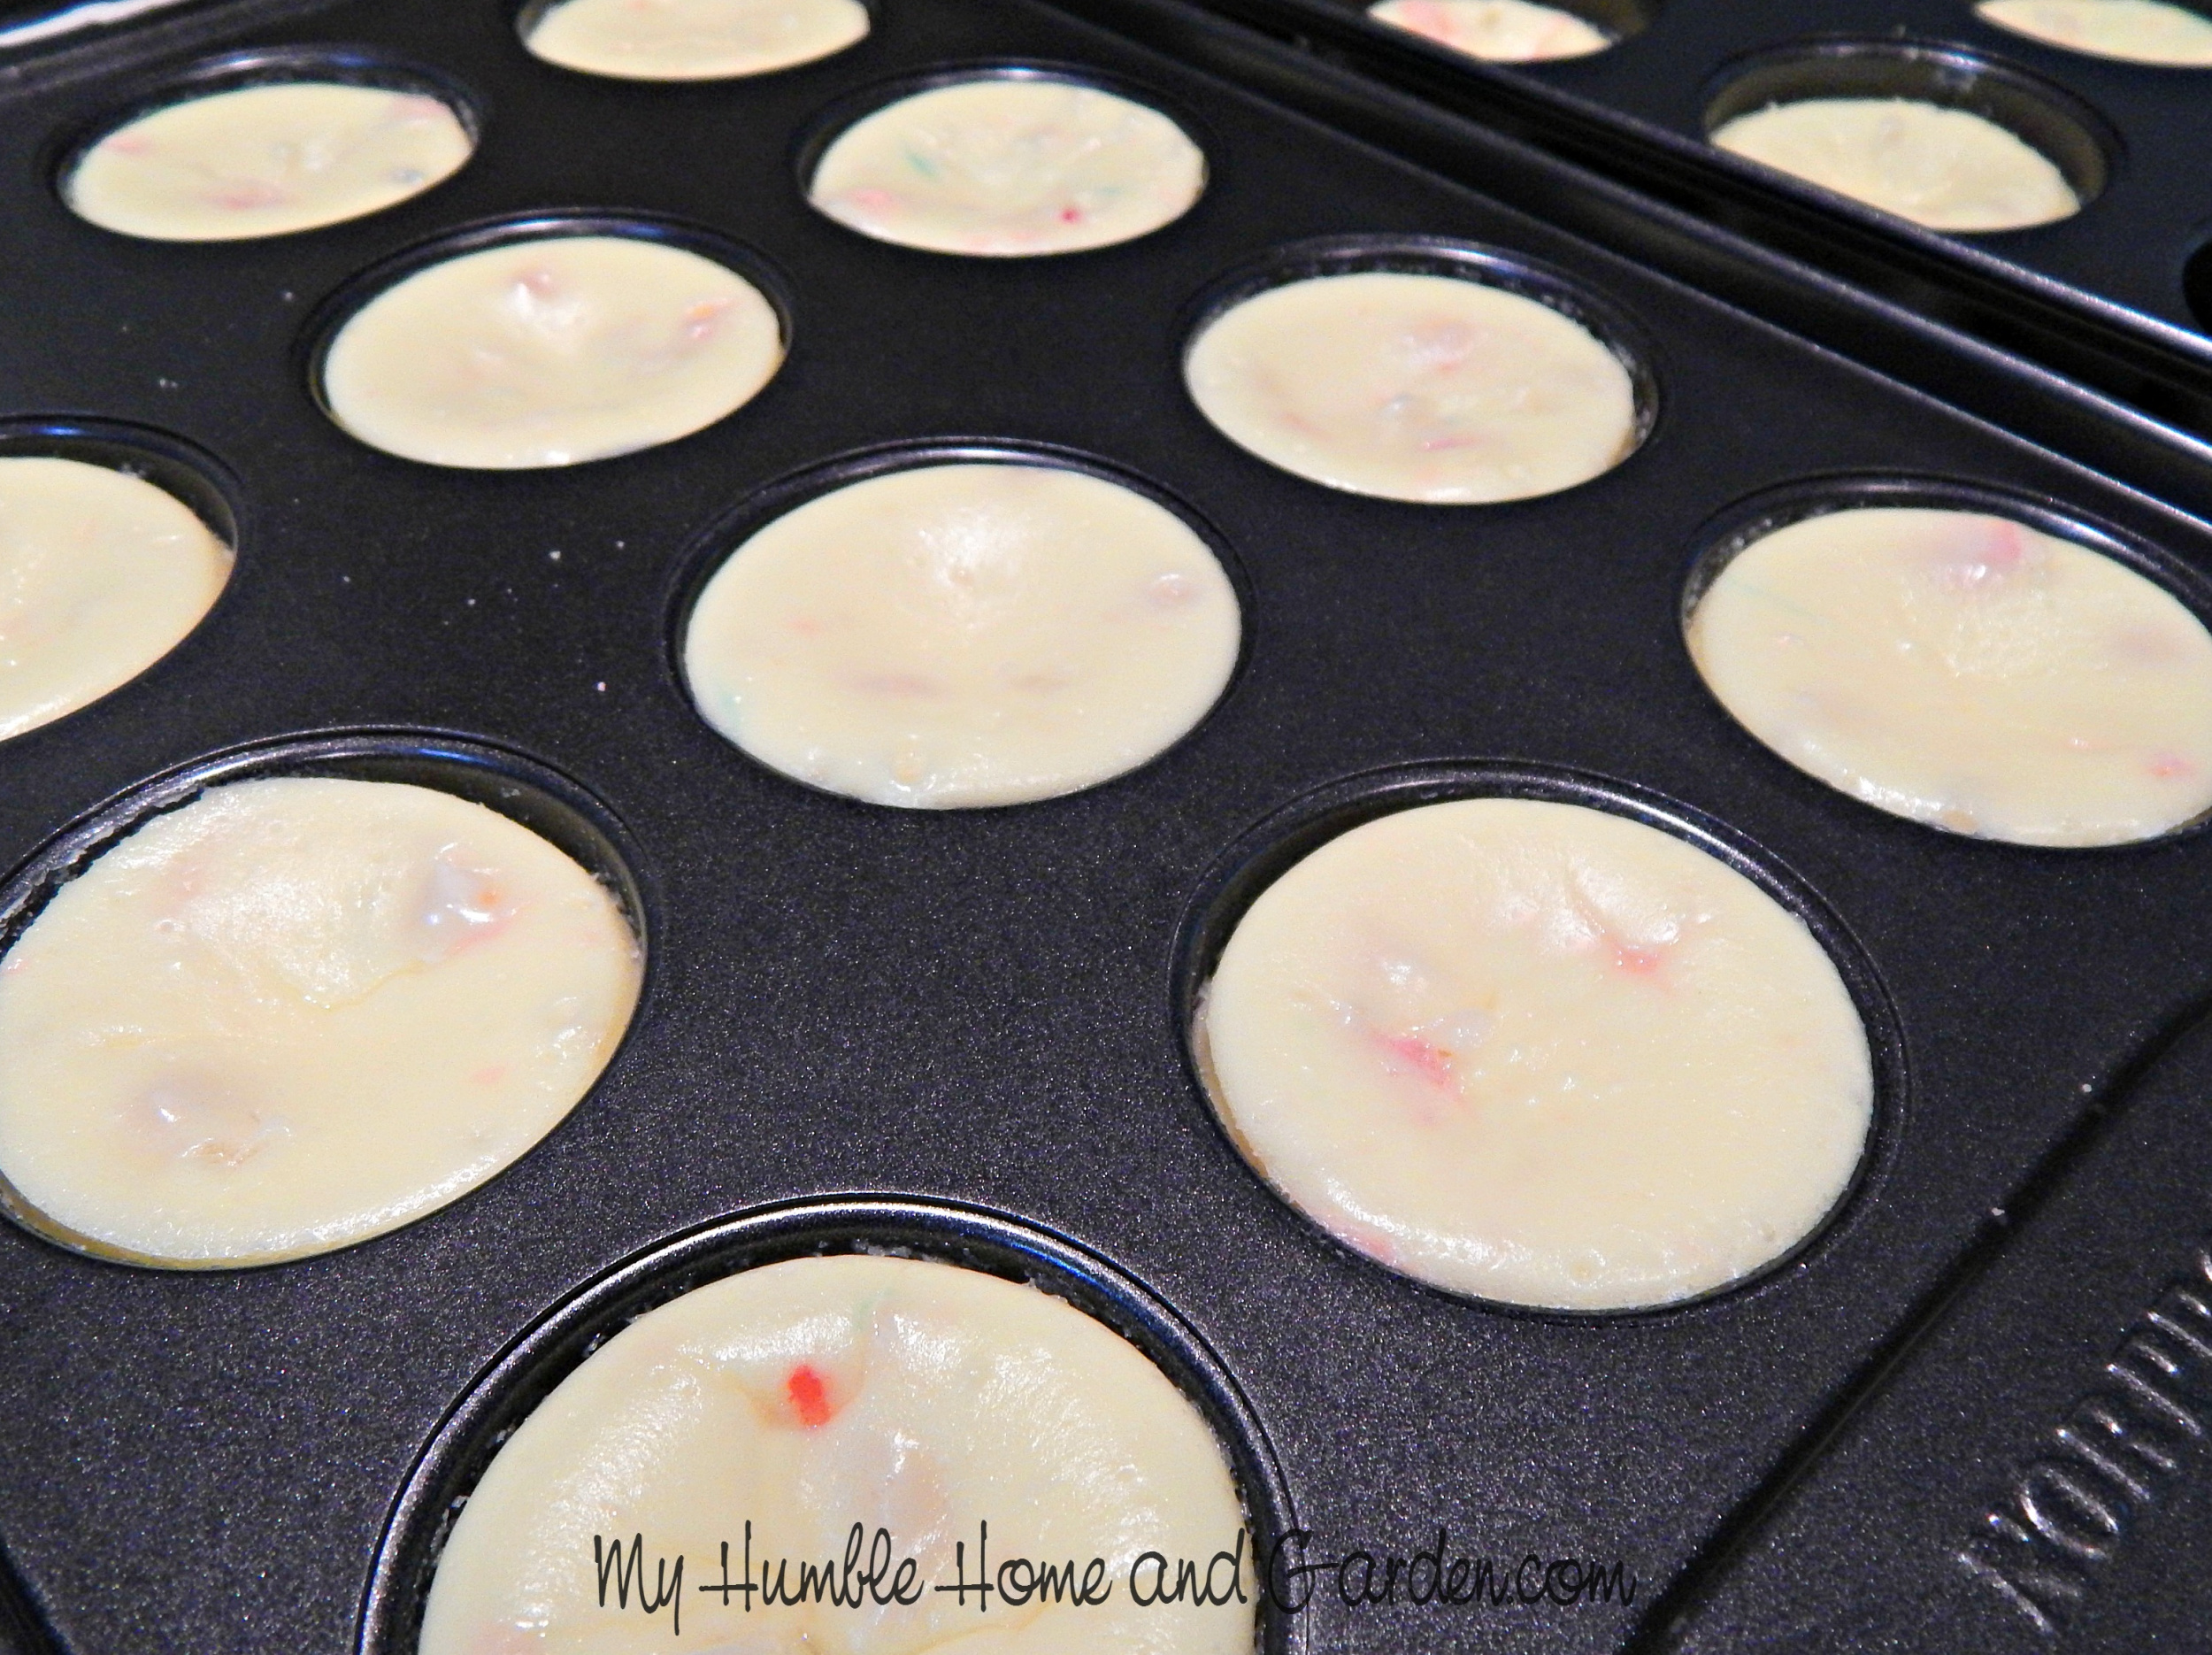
[0,775,641,1266]
[683,460,1240,807]
[418,1252,1256,1654]
[65,80,471,242]
[1687,504,2212,845]
[1197,796,1873,1311]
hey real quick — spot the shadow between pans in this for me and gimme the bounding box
[1171,760,1906,1324]
[357,1197,1302,1655]
[0,727,652,1271]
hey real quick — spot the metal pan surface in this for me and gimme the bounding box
[0,0,2205,1650]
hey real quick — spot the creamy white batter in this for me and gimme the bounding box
[808,77,1207,256]
[0,456,230,742]
[1977,0,2212,65]
[1687,506,2212,845]
[1198,797,1872,1311]
[685,462,1240,807]
[1710,97,2079,232]
[1184,269,1640,504]
[525,0,870,78]
[65,81,472,242]
[1369,0,1613,61]
[0,777,641,1266]
[320,234,783,469]
[418,1253,1254,1655]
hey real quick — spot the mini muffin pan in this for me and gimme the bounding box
[1180,0,2212,438]
[0,0,2210,1650]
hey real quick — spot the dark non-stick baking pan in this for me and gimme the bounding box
[1171,0,2212,442]
[0,0,2209,1650]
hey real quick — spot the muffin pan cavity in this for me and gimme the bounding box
[57,45,480,240]
[364,1198,1299,1655]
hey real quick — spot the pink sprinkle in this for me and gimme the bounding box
[1613,943,1664,975]
[107,135,152,157]
[470,1065,509,1086]
[851,188,897,212]
[213,181,287,211]
[2148,753,2193,780]
[1059,205,1082,224]
[1977,518,2026,571]
[1333,1215,1401,1267]
[1373,1029,1455,1089]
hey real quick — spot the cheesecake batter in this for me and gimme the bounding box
[0,776,641,1266]
[0,456,230,741]
[1369,0,1614,61]
[1710,96,2079,232]
[1687,506,2212,845]
[65,81,471,241]
[808,77,1206,256]
[418,1253,1255,1655]
[1976,0,2212,65]
[320,233,783,469]
[1184,269,1640,503]
[1198,797,1872,1311]
[524,0,870,80]
[684,462,1240,807]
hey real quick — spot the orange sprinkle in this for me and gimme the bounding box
[786,1363,833,1428]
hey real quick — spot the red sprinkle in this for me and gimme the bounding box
[1059,205,1082,223]
[786,1363,833,1428]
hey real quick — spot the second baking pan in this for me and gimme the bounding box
[1171,0,2212,443]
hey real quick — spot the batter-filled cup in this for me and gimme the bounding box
[319,229,784,469]
[0,774,642,1266]
[1195,795,1874,1311]
[416,1252,1256,1654]
[0,454,231,741]
[1183,265,1643,504]
[522,0,871,81]
[1686,504,2212,845]
[1974,0,2212,66]
[807,73,1206,255]
[65,78,472,242]
[1367,0,1616,61]
[1709,96,2080,232]
[683,458,1240,807]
